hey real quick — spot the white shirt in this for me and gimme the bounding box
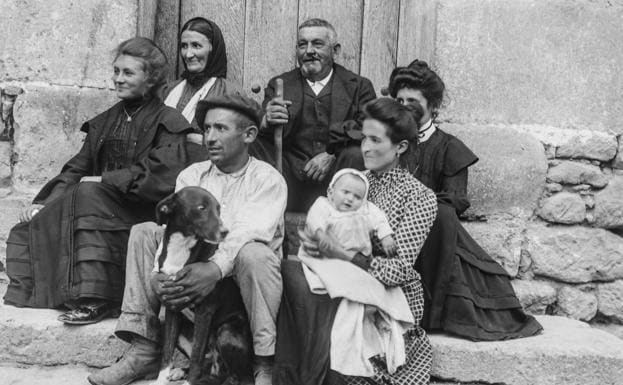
[175,157,287,277]
[306,68,334,95]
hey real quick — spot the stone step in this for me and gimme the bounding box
[0,363,161,385]
[1,280,621,385]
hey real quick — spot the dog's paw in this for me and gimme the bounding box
[167,367,186,381]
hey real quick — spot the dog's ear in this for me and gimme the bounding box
[156,192,177,225]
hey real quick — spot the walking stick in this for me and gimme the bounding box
[273,78,284,174]
[251,80,285,174]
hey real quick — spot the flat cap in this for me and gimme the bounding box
[195,93,262,128]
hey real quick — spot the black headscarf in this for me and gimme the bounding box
[180,17,227,87]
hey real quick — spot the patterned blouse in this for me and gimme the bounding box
[345,166,437,385]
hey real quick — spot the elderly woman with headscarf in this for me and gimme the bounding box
[164,17,232,138]
[4,37,194,325]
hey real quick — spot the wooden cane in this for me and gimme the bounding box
[273,78,284,174]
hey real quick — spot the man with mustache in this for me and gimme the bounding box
[88,94,287,385]
[252,18,376,212]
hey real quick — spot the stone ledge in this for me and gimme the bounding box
[430,315,623,385]
[1,283,621,385]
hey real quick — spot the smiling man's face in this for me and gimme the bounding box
[296,26,337,82]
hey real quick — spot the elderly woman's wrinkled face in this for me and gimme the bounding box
[361,118,403,173]
[112,55,151,100]
[181,30,213,73]
[396,88,431,124]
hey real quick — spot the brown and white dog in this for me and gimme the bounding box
[152,186,254,385]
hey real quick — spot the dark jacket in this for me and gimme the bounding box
[259,64,376,156]
[34,97,192,205]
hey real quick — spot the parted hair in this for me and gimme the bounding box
[114,37,169,96]
[388,59,445,119]
[363,98,424,144]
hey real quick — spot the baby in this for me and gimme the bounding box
[299,168,396,259]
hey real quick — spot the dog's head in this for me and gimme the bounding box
[156,186,228,244]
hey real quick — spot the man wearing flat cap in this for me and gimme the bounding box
[89,94,287,385]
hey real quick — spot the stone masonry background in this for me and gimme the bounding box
[0,0,622,336]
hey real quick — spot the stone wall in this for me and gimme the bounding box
[1,0,137,193]
[0,0,622,333]
[0,0,137,263]
[430,0,623,331]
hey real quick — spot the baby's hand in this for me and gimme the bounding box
[381,236,397,258]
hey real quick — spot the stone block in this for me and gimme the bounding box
[547,160,610,188]
[556,133,619,162]
[442,124,547,218]
[0,142,12,187]
[591,323,623,340]
[526,224,623,283]
[11,84,117,192]
[0,0,137,88]
[555,285,598,322]
[597,280,623,323]
[0,303,125,367]
[537,192,586,225]
[430,315,623,385]
[436,0,623,134]
[614,137,623,169]
[463,220,523,277]
[511,279,557,315]
[593,175,623,229]
[545,183,562,193]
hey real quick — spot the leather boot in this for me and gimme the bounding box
[88,337,161,385]
[253,355,274,385]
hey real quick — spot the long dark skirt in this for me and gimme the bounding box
[274,260,343,385]
[415,203,543,341]
[4,182,154,308]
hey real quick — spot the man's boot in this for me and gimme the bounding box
[87,336,161,385]
[253,355,274,385]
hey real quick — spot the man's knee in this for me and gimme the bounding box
[129,222,162,244]
[236,242,280,275]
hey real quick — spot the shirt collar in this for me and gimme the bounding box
[418,119,436,143]
[209,156,253,178]
[306,68,333,91]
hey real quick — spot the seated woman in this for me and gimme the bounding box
[388,59,542,341]
[274,98,437,385]
[4,37,194,325]
[164,17,232,134]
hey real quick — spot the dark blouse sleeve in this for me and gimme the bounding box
[101,112,192,203]
[438,136,479,214]
[367,186,437,286]
[33,123,95,204]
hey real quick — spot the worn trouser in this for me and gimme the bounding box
[114,222,283,356]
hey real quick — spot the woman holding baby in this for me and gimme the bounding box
[273,98,436,385]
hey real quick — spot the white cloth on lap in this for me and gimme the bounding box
[299,256,414,377]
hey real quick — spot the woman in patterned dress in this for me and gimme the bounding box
[388,59,542,341]
[273,98,437,385]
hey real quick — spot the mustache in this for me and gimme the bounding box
[302,54,321,62]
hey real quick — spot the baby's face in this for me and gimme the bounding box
[329,174,366,212]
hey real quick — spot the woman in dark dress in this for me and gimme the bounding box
[4,37,195,324]
[388,60,542,341]
[274,98,437,385]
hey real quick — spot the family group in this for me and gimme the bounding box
[3,17,542,385]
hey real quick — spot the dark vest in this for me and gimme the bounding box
[290,76,334,159]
